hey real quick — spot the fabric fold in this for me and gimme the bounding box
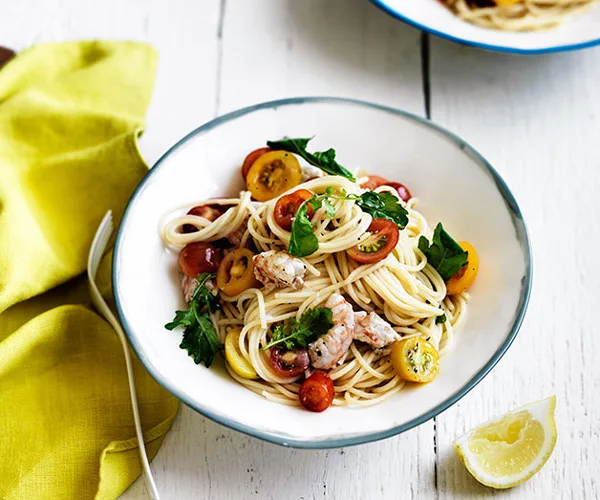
[0,41,178,500]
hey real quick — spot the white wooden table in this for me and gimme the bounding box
[4,1,600,498]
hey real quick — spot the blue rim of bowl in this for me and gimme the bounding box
[371,0,600,55]
[112,96,532,449]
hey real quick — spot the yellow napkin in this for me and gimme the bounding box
[0,41,179,499]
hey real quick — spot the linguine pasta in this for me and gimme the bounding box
[161,175,468,407]
[444,0,596,31]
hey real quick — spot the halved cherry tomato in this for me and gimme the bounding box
[216,248,259,296]
[225,327,258,379]
[391,337,440,383]
[360,175,412,202]
[269,347,310,377]
[178,241,223,277]
[273,189,314,231]
[446,241,479,295]
[298,371,335,412]
[241,147,271,179]
[246,150,302,202]
[183,203,227,233]
[347,218,399,264]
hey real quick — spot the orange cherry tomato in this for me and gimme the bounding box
[246,150,303,202]
[299,371,335,412]
[360,175,412,202]
[446,241,479,295]
[179,242,223,277]
[391,337,440,383]
[347,218,399,264]
[273,189,314,231]
[241,147,271,179]
[216,248,259,296]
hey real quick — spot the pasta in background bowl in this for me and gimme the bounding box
[113,97,531,448]
[372,0,600,53]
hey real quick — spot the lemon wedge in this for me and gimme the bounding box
[453,396,557,489]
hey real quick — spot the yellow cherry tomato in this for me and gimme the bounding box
[216,248,259,297]
[245,150,302,202]
[391,337,440,383]
[446,241,479,296]
[225,327,258,379]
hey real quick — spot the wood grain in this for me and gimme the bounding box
[123,1,434,499]
[428,37,600,499]
[4,0,599,497]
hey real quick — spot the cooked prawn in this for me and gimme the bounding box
[353,311,400,348]
[309,293,355,369]
[253,250,306,289]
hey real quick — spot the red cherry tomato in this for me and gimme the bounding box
[360,175,388,191]
[183,204,227,233]
[360,175,412,202]
[299,371,335,412]
[273,189,314,231]
[383,182,412,203]
[347,218,399,264]
[241,147,271,179]
[269,347,310,377]
[178,242,223,277]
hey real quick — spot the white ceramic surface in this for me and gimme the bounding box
[113,97,531,448]
[372,0,600,53]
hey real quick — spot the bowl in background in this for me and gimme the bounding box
[372,0,600,54]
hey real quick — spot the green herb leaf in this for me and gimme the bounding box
[288,188,408,257]
[165,273,223,367]
[357,191,409,229]
[435,313,447,324]
[266,137,355,181]
[179,308,222,366]
[323,198,336,218]
[165,308,196,331]
[307,196,323,212]
[418,223,468,281]
[288,200,319,257]
[263,307,334,350]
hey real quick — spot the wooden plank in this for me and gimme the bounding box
[0,0,221,166]
[153,2,434,500]
[217,0,424,115]
[428,37,600,498]
[1,0,438,498]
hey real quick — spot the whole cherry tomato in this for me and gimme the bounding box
[446,241,479,295]
[178,241,223,277]
[298,371,335,412]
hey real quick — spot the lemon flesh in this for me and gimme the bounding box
[454,396,557,489]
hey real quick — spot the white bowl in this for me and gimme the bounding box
[113,97,531,448]
[372,0,600,54]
